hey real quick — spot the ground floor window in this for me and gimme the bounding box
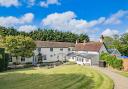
[21,57,25,62]
[43,55,47,60]
[9,55,12,62]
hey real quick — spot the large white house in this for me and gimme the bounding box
[9,38,108,66]
[9,41,75,64]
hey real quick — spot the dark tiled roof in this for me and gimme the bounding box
[35,41,75,48]
[75,42,103,52]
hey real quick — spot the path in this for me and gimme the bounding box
[93,66,128,89]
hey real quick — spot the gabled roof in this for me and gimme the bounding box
[108,48,121,56]
[75,42,103,52]
[35,41,75,48]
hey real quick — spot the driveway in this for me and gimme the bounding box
[93,66,128,89]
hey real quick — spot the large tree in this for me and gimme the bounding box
[1,36,36,63]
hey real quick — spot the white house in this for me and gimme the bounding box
[9,41,75,64]
[9,37,108,66]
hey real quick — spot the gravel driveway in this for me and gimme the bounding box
[93,66,128,89]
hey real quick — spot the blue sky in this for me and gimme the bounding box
[0,0,128,40]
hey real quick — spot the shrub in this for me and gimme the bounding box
[0,48,9,72]
[100,52,123,70]
[4,53,9,70]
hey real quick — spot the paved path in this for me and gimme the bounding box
[93,66,128,89]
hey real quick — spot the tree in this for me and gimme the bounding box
[0,26,90,43]
[2,36,36,63]
[119,33,128,56]
[78,34,90,42]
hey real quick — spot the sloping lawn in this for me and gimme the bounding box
[0,65,113,89]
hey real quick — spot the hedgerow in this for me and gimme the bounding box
[100,52,123,70]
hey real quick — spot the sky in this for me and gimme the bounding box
[0,0,128,40]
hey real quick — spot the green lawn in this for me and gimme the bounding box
[116,71,128,77]
[0,65,113,89]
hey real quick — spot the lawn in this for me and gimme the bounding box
[116,71,128,77]
[0,64,113,89]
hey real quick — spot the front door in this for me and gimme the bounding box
[38,53,42,63]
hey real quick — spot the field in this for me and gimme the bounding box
[0,64,113,89]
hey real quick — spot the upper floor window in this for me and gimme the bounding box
[60,48,63,51]
[38,47,41,52]
[50,48,53,51]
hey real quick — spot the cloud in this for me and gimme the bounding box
[20,13,34,23]
[18,25,37,32]
[41,11,105,33]
[104,10,128,25]
[0,0,20,7]
[126,29,128,33]
[27,0,35,7]
[40,0,60,7]
[0,13,34,27]
[102,28,119,37]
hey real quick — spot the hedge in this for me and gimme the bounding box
[0,48,9,72]
[100,52,123,70]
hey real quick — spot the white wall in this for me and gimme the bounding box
[39,47,71,62]
[11,47,72,63]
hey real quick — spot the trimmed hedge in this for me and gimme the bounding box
[0,48,5,72]
[0,48,9,72]
[100,53,123,70]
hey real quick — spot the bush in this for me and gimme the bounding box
[100,52,123,70]
[4,53,9,70]
[24,64,33,68]
[13,62,20,65]
[111,59,123,70]
[0,48,9,72]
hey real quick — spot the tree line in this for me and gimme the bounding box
[0,26,90,43]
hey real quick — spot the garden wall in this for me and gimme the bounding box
[123,59,128,71]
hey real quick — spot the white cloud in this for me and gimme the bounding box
[104,10,128,24]
[0,0,20,7]
[40,0,60,7]
[42,11,105,33]
[0,13,34,27]
[27,0,35,7]
[102,28,119,37]
[20,13,34,23]
[18,25,37,32]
